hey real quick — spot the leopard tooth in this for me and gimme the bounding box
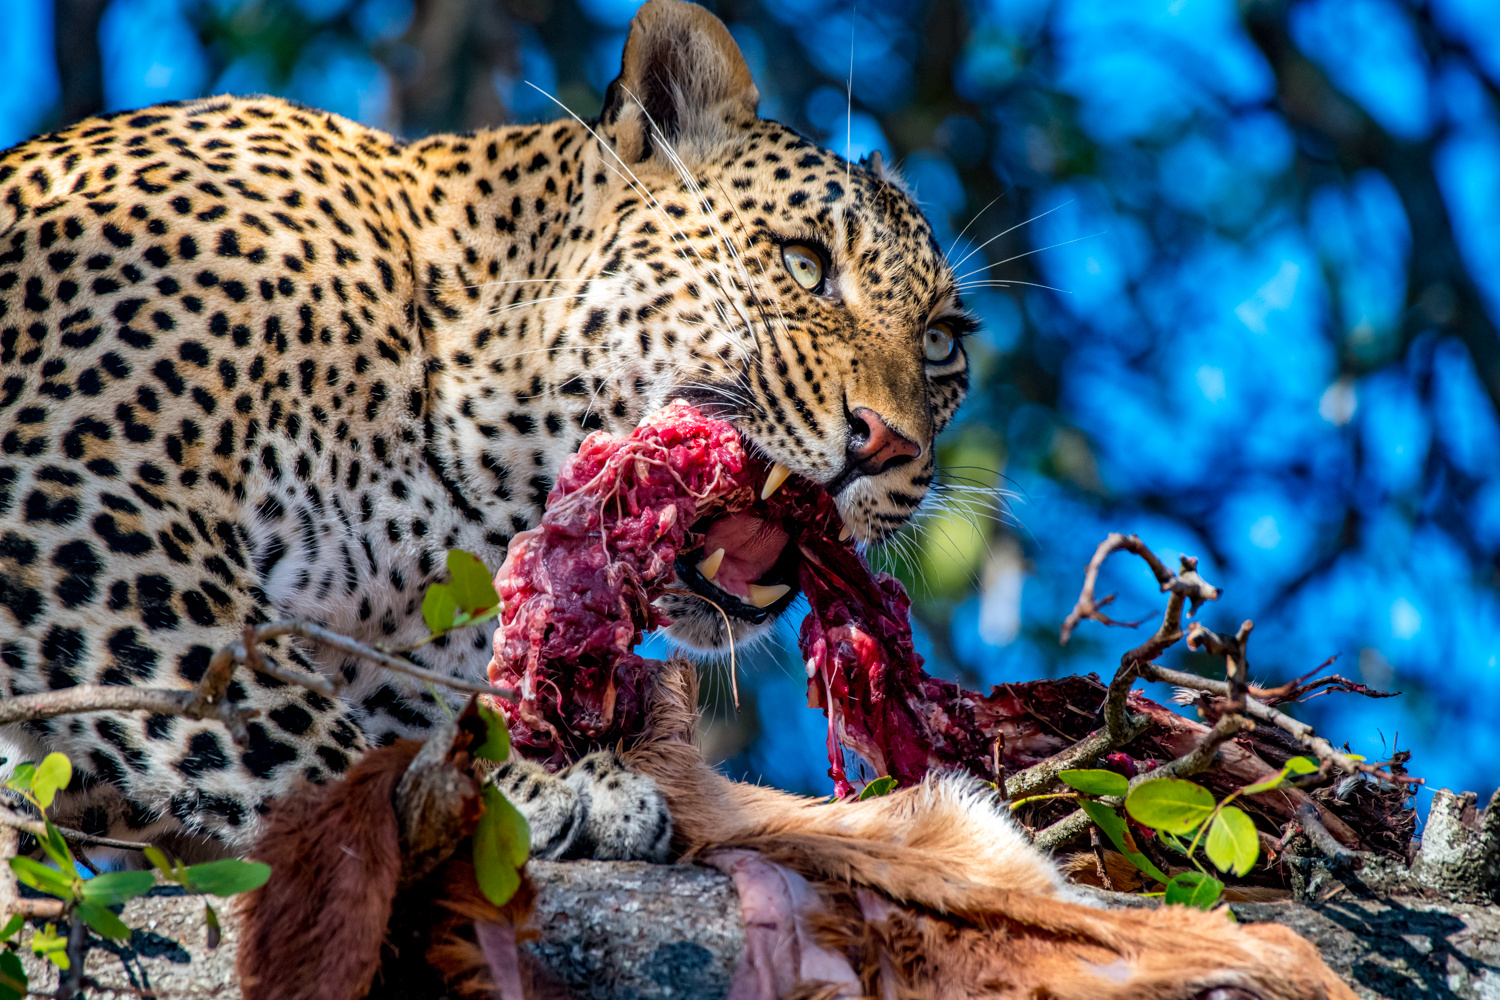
[696,547,726,581]
[760,463,792,501]
[838,522,854,542]
[746,583,791,608]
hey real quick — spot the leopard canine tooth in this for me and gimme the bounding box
[696,547,726,581]
[838,523,854,542]
[760,463,792,500]
[746,583,791,608]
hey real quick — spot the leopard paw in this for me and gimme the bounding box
[561,751,673,863]
[483,758,584,861]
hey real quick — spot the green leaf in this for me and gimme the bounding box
[1243,755,1324,795]
[474,699,512,764]
[39,823,76,879]
[179,859,258,896]
[1204,806,1259,876]
[30,924,68,970]
[5,763,35,795]
[182,860,271,897]
[77,901,131,941]
[143,846,173,877]
[858,776,898,800]
[474,786,530,907]
[9,858,75,900]
[204,902,222,951]
[1125,779,1216,835]
[1058,769,1128,797]
[447,550,500,618]
[1239,775,1286,796]
[81,870,156,906]
[422,583,458,635]
[1284,756,1319,775]
[1078,800,1168,884]
[1163,871,1223,910]
[31,753,71,811]
[0,914,23,943]
[0,949,26,1000]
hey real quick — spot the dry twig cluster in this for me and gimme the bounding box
[1010,533,1416,882]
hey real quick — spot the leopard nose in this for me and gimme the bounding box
[847,407,920,476]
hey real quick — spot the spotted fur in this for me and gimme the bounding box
[0,0,970,850]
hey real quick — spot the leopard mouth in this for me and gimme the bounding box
[675,511,801,624]
[670,460,838,626]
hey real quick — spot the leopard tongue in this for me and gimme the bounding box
[698,512,789,601]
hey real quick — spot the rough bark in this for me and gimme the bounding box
[16,861,1500,999]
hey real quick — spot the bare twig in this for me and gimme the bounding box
[1090,825,1113,890]
[1254,668,1397,707]
[219,621,515,701]
[1020,539,1222,804]
[1130,713,1251,784]
[1141,663,1421,788]
[992,733,1008,800]
[0,806,151,853]
[1,621,514,750]
[0,687,256,734]
[1296,802,1361,867]
[1187,620,1252,715]
[1044,533,1407,859]
[55,915,88,1000]
[1060,533,1220,645]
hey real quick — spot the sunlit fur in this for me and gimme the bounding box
[620,659,1359,1000]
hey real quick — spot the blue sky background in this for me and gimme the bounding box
[6,0,1499,820]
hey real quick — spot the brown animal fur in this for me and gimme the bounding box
[237,741,418,1000]
[236,740,534,1000]
[619,658,1357,1000]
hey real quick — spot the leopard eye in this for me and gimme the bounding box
[782,244,824,292]
[924,322,957,364]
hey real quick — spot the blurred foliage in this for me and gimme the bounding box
[6,0,1500,804]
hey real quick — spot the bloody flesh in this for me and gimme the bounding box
[486,401,999,791]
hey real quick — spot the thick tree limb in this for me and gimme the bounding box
[16,862,1500,999]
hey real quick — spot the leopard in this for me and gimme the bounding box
[0,0,971,858]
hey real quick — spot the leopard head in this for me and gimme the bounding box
[509,0,973,650]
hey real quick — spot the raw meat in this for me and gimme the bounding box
[486,401,998,792]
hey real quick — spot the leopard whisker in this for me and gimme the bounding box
[948,200,1073,274]
[953,231,1107,285]
[946,194,1004,261]
[955,279,1074,295]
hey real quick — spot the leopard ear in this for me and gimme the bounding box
[601,0,759,164]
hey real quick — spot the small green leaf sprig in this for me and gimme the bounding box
[3,753,270,984]
[420,550,503,643]
[1018,755,1337,909]
[471,701,531,907]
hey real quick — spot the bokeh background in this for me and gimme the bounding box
[5,0,1498,816]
